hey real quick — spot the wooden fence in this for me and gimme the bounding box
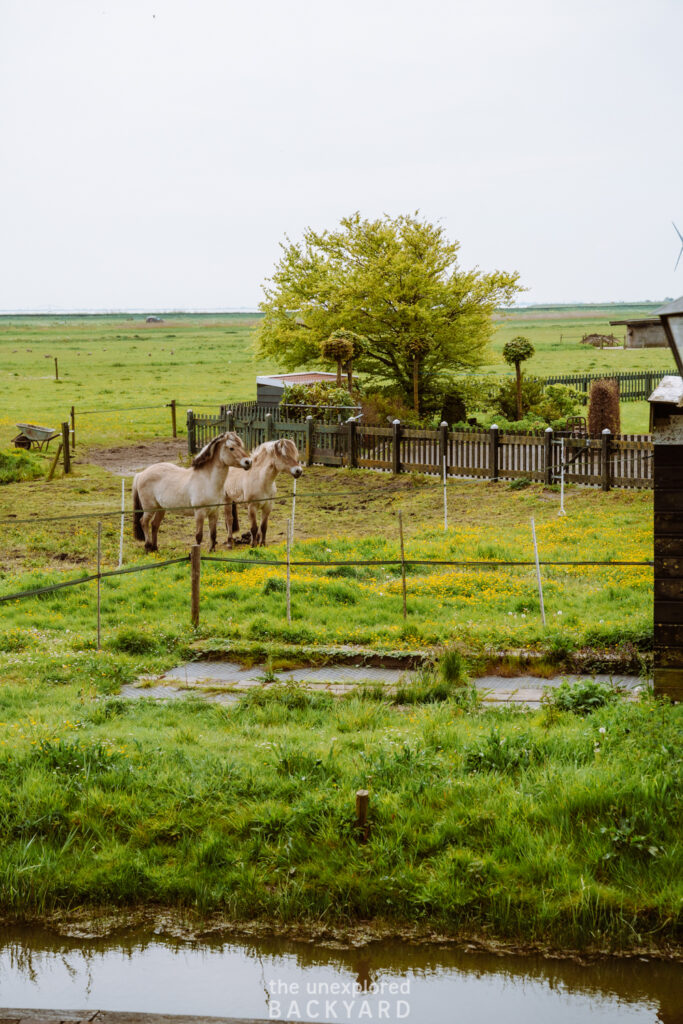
[543,369,670,402]
[187,410,654,490]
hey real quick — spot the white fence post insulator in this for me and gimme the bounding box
[286,517,292,624]
[118,479,125,568]
[531,517,546,627]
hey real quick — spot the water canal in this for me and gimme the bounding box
[0,928,678,1023]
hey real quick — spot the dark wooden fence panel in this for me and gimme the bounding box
[188,411,654,489]
[357,426,393,470]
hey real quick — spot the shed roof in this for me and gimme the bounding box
[256,372,338,389]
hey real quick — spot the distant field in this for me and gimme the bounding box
[0,305,675,446]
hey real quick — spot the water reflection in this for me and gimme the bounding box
[0,927,677,1023]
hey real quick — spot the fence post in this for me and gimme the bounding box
[347,417,358,468]
[490,424,500,482]
[265,412,274,441]
[544,427,553,485]
[305,415,315,466]
[186,409,195,457]
[169,400,177,438]
[392,419,402,475]
[54,357,59,381]
[602,428,611,492]
[190,544,201,627]
[70,405,76,451]
[61,422,71,474]
[439,421,449,470]
[227,408,235,432]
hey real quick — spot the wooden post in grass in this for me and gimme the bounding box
[190,544,201,627]
[61,422,70,474]
[265,412,274,441]
[168,399,177,438]
[398,510,407,620]
[47,443,62,481]
[544,426,553,486]
[347,416,358,468]
[490,424,500,482]
[602,428,611,492]
[70,405,76,451]
[355,789,369,842]
[54,357,59,381]
[286,518,292,624]
[392,419,402,475]
[305,415,315,467]
[97,521,102,650]
[186,409,195,457]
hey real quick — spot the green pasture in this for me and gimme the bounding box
[0,464,653,660]
[0,305,675,446]
[0,672,678,950]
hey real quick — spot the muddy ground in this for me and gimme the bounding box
[83,438,187,475]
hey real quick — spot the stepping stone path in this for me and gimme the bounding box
[121,661,649,709]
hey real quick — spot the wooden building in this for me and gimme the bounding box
[256,372,339,408]
[610,304,670,348]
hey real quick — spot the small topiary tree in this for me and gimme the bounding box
[320,330,365,391]
[503,336,535,421]
[588,378,620,436]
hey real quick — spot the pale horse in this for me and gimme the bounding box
[132,432,252,552]
[224,438,303,548]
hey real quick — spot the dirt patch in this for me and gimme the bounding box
[82,438,186,475]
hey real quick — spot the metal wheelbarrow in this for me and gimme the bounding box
[13,423,60,451]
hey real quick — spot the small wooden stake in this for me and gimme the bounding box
[47,443,62,481]
[97,521,102,650]
[169,399,177,438]
[54,357,59,381]
[286,518,292,624]
[355,789,369,842]
[398,510,407,620]
[70,405,75,450]
[190,544,201,627]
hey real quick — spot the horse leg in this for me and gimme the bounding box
[151,510,165,552]
[232,501,239,533]
[208,511,218,552]
[259,501,273,547]
[248,504,259,547]
[195,510,205,547]
[224,502,233,549]
[141,511,155,553]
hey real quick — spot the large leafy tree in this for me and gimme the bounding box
[258,212,522,412]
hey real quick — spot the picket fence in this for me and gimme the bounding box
[186,410,653,490]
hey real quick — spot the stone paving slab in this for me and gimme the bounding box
[123,661,649,708]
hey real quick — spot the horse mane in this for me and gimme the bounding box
[250,438,299,466]
[192,432,226,469]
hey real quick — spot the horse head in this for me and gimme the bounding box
[273,438,303,478]
[193,432,252,470]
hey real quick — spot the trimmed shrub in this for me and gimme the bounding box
[588,378,620,436]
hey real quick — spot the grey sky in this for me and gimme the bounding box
[2,0,681,310]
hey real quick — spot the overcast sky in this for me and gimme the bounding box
[1,0,682,310]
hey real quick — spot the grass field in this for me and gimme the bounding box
[0,305,675,445]
[0,464,653,663]
[0,307,677,952]
[0,673,679,951]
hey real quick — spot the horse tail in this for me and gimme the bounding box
[231,501,239,532]
[132,480,145,540]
